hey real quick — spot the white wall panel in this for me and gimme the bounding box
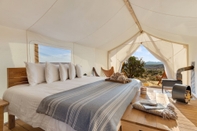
[73,44,95,75]
[0,26,26,99]
[0,26,107,100]
[95,49,107,76]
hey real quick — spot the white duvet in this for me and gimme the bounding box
[3,77,141,131]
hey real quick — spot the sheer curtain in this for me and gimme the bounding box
[109,33,188,84]
[109,33,141,72]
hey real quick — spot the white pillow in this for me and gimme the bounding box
[76,64,83,78]
[25,62,45,86]
[68,63,76,80]
[45,62,60,83]
[59,64,69,81]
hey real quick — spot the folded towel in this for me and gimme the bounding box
[133,101,177,120]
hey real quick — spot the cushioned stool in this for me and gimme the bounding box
[162,79,182,93]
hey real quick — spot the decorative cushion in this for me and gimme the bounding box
[117,75,127,81]
[108,72,131,83]
[76,64,83,78]
[25,62,45,86]
[45,62,60,83]
[110,72,123,80]
[59,64,69,81]
[68,63,76,80]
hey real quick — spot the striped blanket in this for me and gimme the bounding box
[37,79,140,131]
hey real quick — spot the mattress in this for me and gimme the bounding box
[3,77,141,131]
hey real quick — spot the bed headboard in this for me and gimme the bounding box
[7,63,69,88]
[7,68,28,88]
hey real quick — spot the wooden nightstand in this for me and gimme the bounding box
[0,99,8,131]
[121,88,197,131]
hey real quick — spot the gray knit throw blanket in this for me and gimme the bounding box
[133,101,177,120]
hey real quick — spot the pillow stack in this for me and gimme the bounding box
[68,63,76,80]
[25,62,83,86]
[25,62,45,86]
[45,62,60,83]
[59,64,69,81]
[76,64,83,78]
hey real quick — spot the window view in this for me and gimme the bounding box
[132,45,160,62]
[122,45,164,87]
[38,45,71,62]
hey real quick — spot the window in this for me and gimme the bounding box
[35,44,71,63]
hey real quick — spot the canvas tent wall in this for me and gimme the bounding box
[0,0,197,96]
[109,33,188,84]
[0,26,107,100]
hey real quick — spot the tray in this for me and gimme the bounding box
[105,78,131,84]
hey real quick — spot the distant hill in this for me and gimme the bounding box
[144,61,164,69]
[145,61,163,65]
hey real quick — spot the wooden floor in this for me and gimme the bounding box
[3,120,44,131]
[3,88,197,131]
[173,99,197,127]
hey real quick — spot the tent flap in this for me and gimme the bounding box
[109,33,188,84]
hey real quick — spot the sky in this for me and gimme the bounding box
[132,45,160,62]
[39,44,160,63]
[39,45,71,62]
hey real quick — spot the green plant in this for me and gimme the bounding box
[121,56,145,78]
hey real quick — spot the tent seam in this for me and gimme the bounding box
[142,25,190,45]
[108,31,141,52]
[131,2,197,19]
[26,0,58,31]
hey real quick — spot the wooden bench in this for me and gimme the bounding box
[121,88,197,131]
[0,99,8,131]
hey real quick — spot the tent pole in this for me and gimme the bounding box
[107,31,140,68]
[107,31,141,69]
[186,44,189,84]
[108,31,140,52]
[26,31,28,62]
[107,51,109,69]
[123,0,142,32]
[144,31,188,46]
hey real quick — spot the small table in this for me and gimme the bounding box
[0,99,8,131]
[121,88,197,131]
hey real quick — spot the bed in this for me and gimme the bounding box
[3,67,141,131]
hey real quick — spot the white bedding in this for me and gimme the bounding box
[3,77,141,131]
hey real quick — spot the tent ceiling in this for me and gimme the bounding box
[0,0,196,50]
[0,0,56,30]
[129,0,197,44]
